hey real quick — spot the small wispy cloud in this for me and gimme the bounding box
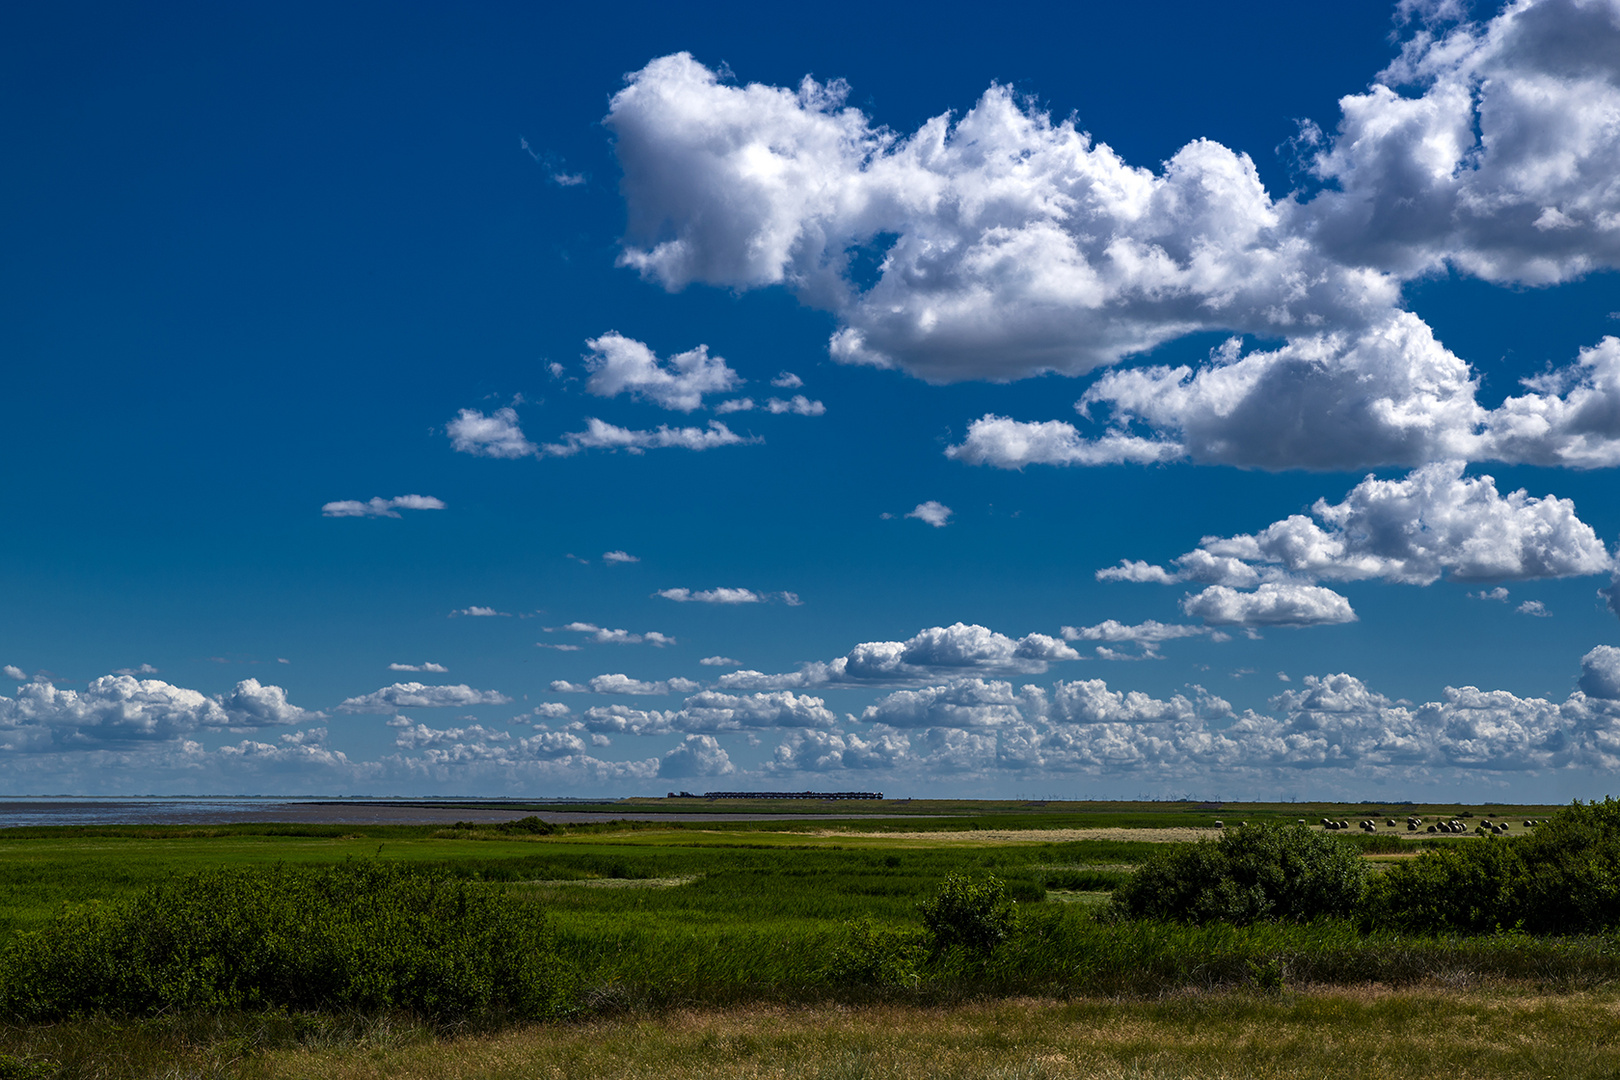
[521,137,587,187]
[558,622,675,646]
[322,495,446,519]
[389,662,448,673]
[657,587,801,606]
[765,395,825,416]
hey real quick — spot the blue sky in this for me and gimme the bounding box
[4,0,1620,799]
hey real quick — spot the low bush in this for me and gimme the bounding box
[0,861,572,1022]
[449,815,560,836]
[918,874,1018,954]
[1110,823,1365,925]
[1366,798,1620,934]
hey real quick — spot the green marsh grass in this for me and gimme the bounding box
[0,801,1608,1077]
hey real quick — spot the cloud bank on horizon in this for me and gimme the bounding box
[8,636,1620,793]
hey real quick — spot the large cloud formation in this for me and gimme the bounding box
[1101,462,1614,589]
[607,1,1620,471]
[0,676,322,750]
[609,54,1393,382]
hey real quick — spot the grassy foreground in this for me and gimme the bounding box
[4,987,1619,1079]
[0,800,1600,1078]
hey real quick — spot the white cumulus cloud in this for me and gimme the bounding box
[337,683,512,713]
[718,622,1080,691]
[583,332,742,412]
[658,734,734,778]
[906,501,953,528]
[600,11,1620,473]
[1134,463,1613,587]
[322,495,447,518]
[607,53,1391,383]
[860,678,1034,729]
[1061,620,1211,645]
[217,679,324,727]
[1180,583,1358,627]
[0,675,317,748]
[1579,645,1620,700]
[582,690,836,735]
[555,674,702,696]
[447,408,537,458]
[771,728,912,772]
[543,418,755,457]
[657,587,765,604]
[765,395,826,415]
[559,622,675,646]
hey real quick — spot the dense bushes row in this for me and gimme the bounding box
[1366,798,1620,934]
[0,861,572,1022]
[1112,822,1364,925]
[1105,800,1620,935]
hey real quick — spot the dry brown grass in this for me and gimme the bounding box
[236,985,1620,1080]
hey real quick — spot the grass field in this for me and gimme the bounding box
[0,799,1597,1078]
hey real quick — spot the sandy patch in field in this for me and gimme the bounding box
[514,875,697,889]
[812,827,1220,843]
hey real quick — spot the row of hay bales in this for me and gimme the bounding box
[1311,814,1551,835]
[1210,815,1551,836]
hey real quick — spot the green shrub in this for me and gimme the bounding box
[1367,798,1620,935]
[1361,836,1530,934]
[918,873,1018,954]
[1110,823,1365,925]
[0,861,572,1022]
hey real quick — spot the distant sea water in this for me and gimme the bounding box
[0,798,911,829]
[0,798,636,829]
